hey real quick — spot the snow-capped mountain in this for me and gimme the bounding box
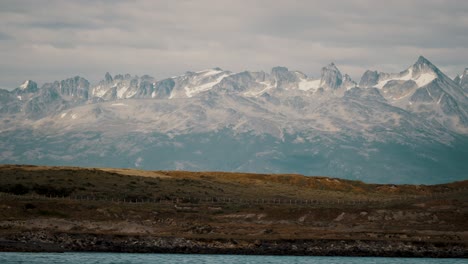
[359,56,468,133]
[0,56,467,184]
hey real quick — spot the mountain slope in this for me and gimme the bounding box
[0,56,467,184]
[359,56,468,133]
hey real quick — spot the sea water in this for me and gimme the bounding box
[0,253,466,264]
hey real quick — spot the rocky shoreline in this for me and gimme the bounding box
[0,232,466,258]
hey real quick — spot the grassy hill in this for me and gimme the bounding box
[1,164,466,201]
[0,165,467,256]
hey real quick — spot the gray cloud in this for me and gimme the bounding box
[0,0,467,88]
[0,32,11,40]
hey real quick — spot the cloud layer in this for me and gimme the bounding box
[1,0,467,88]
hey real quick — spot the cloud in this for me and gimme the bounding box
[0,0,467,88]
[0,32,11,40]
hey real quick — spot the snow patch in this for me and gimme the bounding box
[19,80,29,89]
[196,69,223,77]
[437,94,444,104]
[17,95,22,101]
[374,67,436,89]
[124,89,137,99]
[184,73,229,97]
[293,136,305,144]
[92,85,109,98]
[116,85,129,99]
[414,72,436,87]
[135,157,143,167]
[111,103,128,107]
[60,112,68,118]
[375,68,413,89]
[243,81,274,97]
[71,114,78,119]
[298,78,321,91]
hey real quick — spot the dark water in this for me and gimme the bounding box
[0,253,466,264]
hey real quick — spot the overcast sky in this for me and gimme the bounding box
[0,0,467,89]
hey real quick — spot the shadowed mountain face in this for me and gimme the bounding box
[0,56,467,184]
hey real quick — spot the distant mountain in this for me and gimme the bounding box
[359,56,468,133]
[454,68,468,94]
[0,56,467,184]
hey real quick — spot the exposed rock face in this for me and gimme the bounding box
[216,71,267,93]
[15,80,39,94]
[104,72,113,83]
[148,78,174,99]
[412,55,440,75]
[460,68,468,93]
[270,66,300,89]
[0,89,21,114]
[24,84,64,118]
[344,87,386,102]
[359,70,379,88]
[382,80,417,99]
[320,63,342,90]
[342,74,357,89]
[58,76,90,102]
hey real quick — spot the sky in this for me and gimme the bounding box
[0,0,467,89]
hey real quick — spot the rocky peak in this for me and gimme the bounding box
[320,62,343,89]
[271,66,288,74]
[105,72,113,83]
[58,76,90,100]
[270,66,290,80]
[460,68,468,90]
[359,70,379,88]
[18,80,38,93]
[342,74,357,89]
[415,55,432,66]
[454,75,461,85]
[270,66,300,88]
[411,56,439,76]
[114,74,125,81]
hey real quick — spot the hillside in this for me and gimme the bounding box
[0,165,467,257]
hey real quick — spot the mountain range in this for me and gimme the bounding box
[1,56,467,184]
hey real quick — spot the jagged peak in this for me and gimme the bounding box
[19,80,32,89]
[320,63,343,90]
[412,56,438,72]
[415,55,432,65]
[364,69,379,75]
[104,72,113,83]
[18,80,38,92]
[322,62,339,71]
[59,76,89,87]
[407,55,443,81]
[321,62,342,75]
[271,66,289,74]
[66,75,87,81]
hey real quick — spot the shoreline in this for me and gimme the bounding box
[0,232,466,258]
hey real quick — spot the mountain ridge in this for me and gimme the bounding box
[0,56,467,184]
